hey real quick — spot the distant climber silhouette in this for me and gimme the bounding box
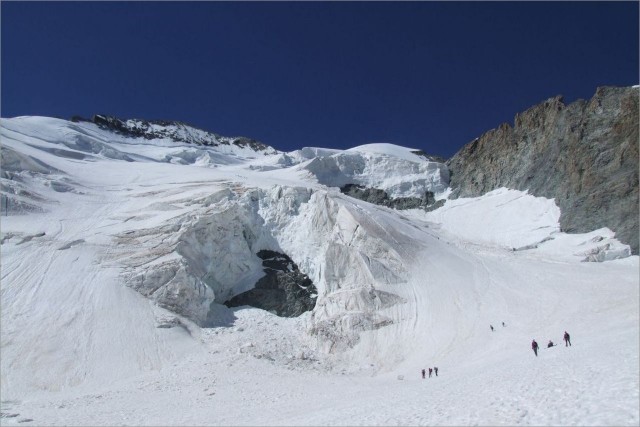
[564,331,571,347]
[532,339,539,356]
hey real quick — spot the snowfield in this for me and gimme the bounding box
[1,117,638,426]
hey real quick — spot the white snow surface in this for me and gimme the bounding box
[250,142,449,199]
[1,116,638,426]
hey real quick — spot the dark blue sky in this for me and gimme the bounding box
[2,2,638,158]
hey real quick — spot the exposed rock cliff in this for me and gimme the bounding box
[447,86,639,254]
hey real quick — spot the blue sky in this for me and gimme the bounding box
[2,2,638,158]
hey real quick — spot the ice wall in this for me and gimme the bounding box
[118,184,409,352]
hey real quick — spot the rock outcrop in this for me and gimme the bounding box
[72,114,277,153]
[447,86,639,254]
[339,184,436,210]
[224,250,318,317]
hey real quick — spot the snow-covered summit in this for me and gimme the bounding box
[248,142,449,201]
[346,142,441,162]
[302,142,449,199]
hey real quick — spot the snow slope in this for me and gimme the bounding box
[1,116,638,426]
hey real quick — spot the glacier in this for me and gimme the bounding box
[0,116,637,426]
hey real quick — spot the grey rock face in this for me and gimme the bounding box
[224,250,318,317]
[340,184,436,210]
[447,86,639,254]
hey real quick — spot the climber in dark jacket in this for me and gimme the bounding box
[564,331,571,346]
[547,340,554,348]
[532,339,539,356]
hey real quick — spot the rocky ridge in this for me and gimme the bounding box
[71,114,277,154]
[446,86,639,254]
